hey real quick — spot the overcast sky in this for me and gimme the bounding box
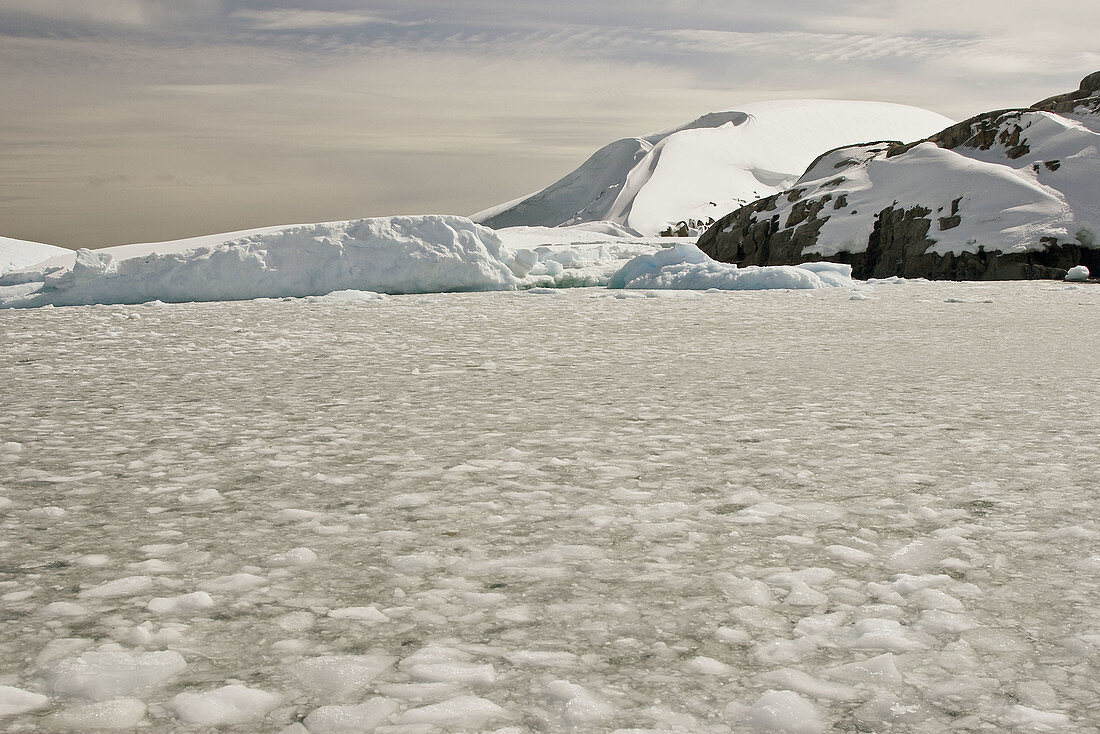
[2,1,1098,247]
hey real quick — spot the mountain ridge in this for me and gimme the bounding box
[697,73,1100,280]
[473,100,953,235]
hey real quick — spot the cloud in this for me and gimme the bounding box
[0,0,153,28]
[232,9,413,32]
[2,0,1099,247]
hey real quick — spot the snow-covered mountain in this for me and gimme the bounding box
[473,100,953,236]
[0,236,69,275]
[698,73,1100,280]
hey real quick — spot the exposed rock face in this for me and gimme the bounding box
[699,73,1100,280]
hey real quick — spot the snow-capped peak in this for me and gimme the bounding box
[473,99,953,235]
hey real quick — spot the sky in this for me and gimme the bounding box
[2,1,1098,248]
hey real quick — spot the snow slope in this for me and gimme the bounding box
[473,100,953,235]
[699,74,1100,279]
[0,236,69,275]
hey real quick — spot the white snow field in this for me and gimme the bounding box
[0,236,69,275]
[729,110,1100,261]
[1,281,1098,732]
[0,217,859,308]
[473,100,953,235]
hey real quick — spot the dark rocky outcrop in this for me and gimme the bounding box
[698,73,1100,281]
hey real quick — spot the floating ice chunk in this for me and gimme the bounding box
[792,612,848,642]
[265,547,319,567]
[846,618,929,652]
[822,653,903,686]
[890,573,952,595]
[908,587,965,611]
[1014,681,1059,710]
[178,488,221,504]
[274,508,323,523]
[796,261,859,287]
[27,506,66,518]
[755,669,861,701]
[716,626,752,645]
[388,553,443,572]
[824,545,875,564]
[926,675,999,704]
[40,601,90,617]
[127,620,187,648]
[328,606,388,623]
[6,580,43,596]
[198,573,267,593]
[127,558,177,574]
[0,685,49,716]
[715,574,775,606]
[41,697,146,730]
[963,628,1031,656]
[35,639,94,667]
[504,650,580,668]
[290,655,396,701]
[393,696,509,727]
[686,656,732,675]
[398,645,473,669]
[146,591,215,614]
[276,724,311,734]
[139,542,188,557]
[168,684,279,726]
[741,690,825,733]
[546,680,615,724]
[782,579,829,607]
[303,698,400,733]
[375,681,463,703]
[306,289,387,303]
[852,692,930,727]
[608,243,854,290]
[752,638,819,667]
[1065,265,1090,281]
[407,662,496,686]
[275,611,316,632]
[524,287,567,295]
[887,539,949,572]
[916,609,979,635]
[47,650,187,699]
[77,576,154,599]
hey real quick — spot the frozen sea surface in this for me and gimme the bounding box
[0,282,1098,733]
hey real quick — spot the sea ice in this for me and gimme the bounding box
[303,698,400,733]
[0,685,49,716]
[46,650,187,699]
[290,655,396,701]
[41,697,147,730]
[740,689,826,733]
[168,684,279,725]
[1,282,1098,732]
[146,591,215,614]
[392,695,509,727]
[77,575,154,599]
